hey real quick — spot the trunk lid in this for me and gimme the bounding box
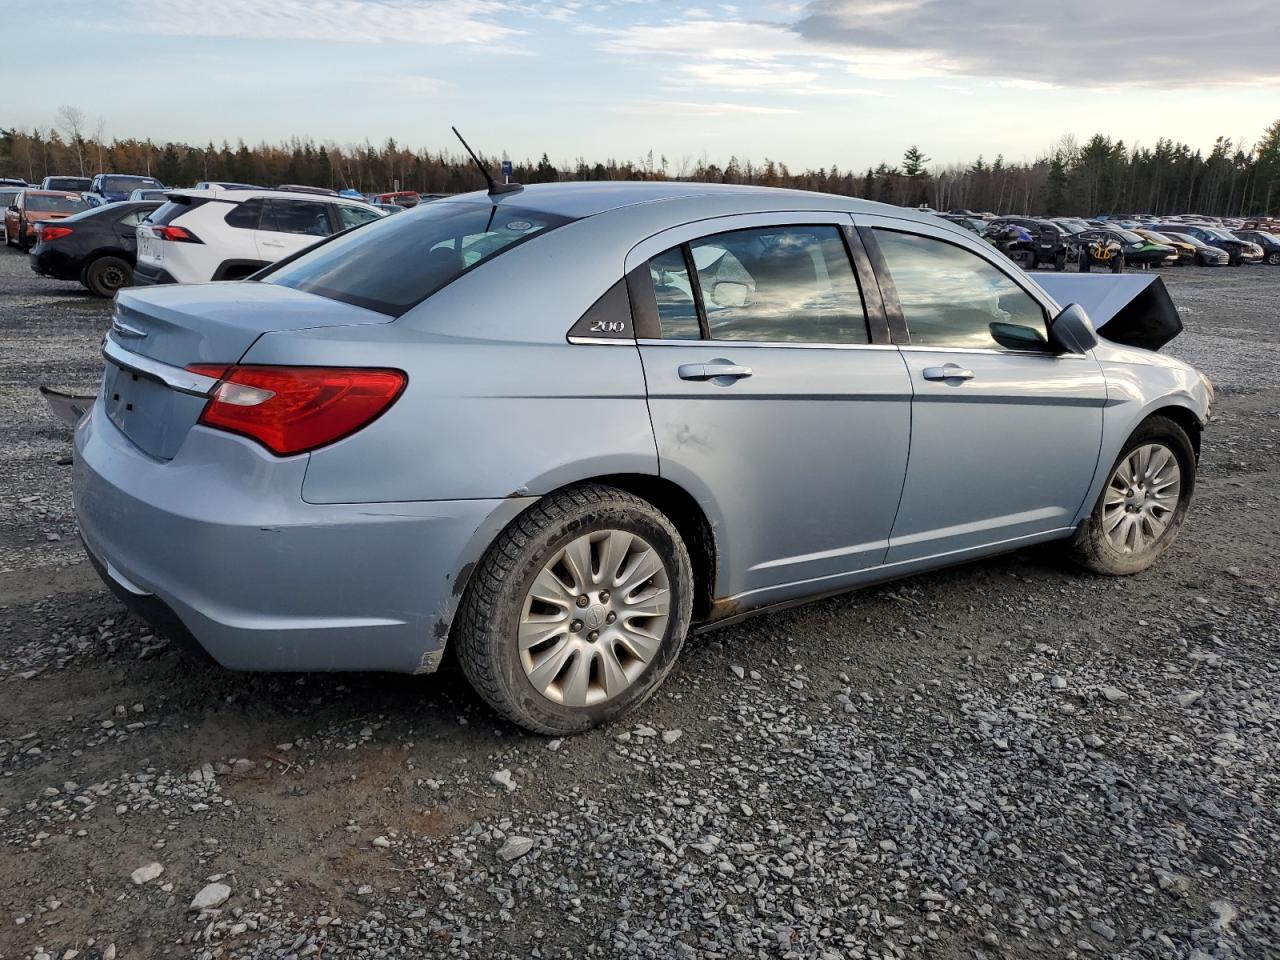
[104,282,394,460]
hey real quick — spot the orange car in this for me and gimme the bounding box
[5,190,89,250]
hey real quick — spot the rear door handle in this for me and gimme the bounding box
[922,364,974,382]
[678,362,753,382]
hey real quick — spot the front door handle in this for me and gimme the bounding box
[678,361,753,382]
[922,364,974,382]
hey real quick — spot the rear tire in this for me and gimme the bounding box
[1267,251,1280,266]
[454,483,694,735]
[83,256,133,298]
[1068,416,1196,576]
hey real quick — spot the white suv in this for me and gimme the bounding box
[134,187,385,285]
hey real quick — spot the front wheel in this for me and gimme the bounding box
[1266,251,1280,266]
[1068,416,1196,576]
[455,484,694,734]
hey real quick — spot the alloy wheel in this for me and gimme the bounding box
[518,530,671,708]
[1102,443,1181,555]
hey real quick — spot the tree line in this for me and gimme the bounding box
[3,110,1278,217]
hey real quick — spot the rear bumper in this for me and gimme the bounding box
[74,398,533,673]
[132,262,177,286]
[29,247,80,281]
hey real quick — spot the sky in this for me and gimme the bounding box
[11,0,1280,172]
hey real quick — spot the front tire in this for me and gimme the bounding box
[455,484,694,735]
[1068,416,1196,576]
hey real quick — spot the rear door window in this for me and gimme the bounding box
[260,199,332,237]
[224,198,263,229]
[646,225,869,344]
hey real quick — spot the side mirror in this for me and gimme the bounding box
[1049,303,1099,353]
[989,321,1049,351]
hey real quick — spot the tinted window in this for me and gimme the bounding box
[224,198,263,229]
[263,201,572,316]
[25,194,89,214]
[690,226,868,343]
[149,197,207,226]
[337,204,382,230]
[103,176,160,192]
[648,247,700,340]
[260,199,332,237]
[874,230,1047,350]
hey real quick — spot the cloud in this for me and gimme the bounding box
[796,0,1280,88]
[107,0,525,45]
[612,101,798,117]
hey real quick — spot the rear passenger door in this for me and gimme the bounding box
[856,216,1108,563]
[254,199,336,261]
[629,214,914,607]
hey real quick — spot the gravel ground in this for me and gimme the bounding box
[1,249,1278,960]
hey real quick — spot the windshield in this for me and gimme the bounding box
[1200,228,1233,241]
[1111,229,1145,243]
[104,176,161,192]
[26,194,89,214]
[1142,231,1175,243]
[45,178,91,190]
[263,201,573,316]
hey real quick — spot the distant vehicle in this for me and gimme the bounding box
[275,184,338,196]
[0,187,24,242]
[371,190,420,208]
[1134,229,1197,265]
[29,200,162,297]
[1235,229,1280,265]
[195,182,261,191]
[0,177,31,188]
[1161,232,1230,267]
[1241,218,1280,233]
[42,176,93,192]
[5,190,90,250]
[372,203,406,214]
[337,189,365,200]
[1160,224,1261,265]
[1070,229,1126,272]
[128,188,171,202]
[90,174,164,203]
[984,219,1069,271]
[939,214,986,233]
[81,193,108,208]
[1053,218,1091,235]
[1099,228,1178,267]
[134,187,385,285]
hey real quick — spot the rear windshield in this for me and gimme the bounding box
[262,201,573,316]
[147,196,209,225]
[26,194,89,214]
[103,176,161,192]
[45,178,91,191]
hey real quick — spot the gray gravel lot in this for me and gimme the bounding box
[1,249,1278,960]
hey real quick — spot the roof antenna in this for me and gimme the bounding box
[452,126,522,196]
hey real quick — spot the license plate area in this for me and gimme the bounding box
[138,231,160,262]
[103,362,206,460]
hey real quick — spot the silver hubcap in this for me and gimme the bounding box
[518,530,671,708]
[1103,443,1181,554]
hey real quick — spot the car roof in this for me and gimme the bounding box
[166,187,378,206]
[431,180,931,223]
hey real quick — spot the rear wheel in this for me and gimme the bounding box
[1068,416,1195,576]
[83,256,132,297]
[1267,251,1280,266]
[455,484,694,734]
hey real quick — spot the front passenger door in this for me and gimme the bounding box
[860,219,1108,563]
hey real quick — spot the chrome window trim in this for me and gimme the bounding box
[566,336,635,346]
[897,344,1088,360]
[636,338,900,351]
[102,337,220,397]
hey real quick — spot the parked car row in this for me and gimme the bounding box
[933,208,1279,270]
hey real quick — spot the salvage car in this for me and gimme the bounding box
[1160,224,1262,265]
[1234,229,1280,265]
[1161,231,1231,267]
[1133,229,1197,265]
[41,176,93,193]
[74,183,1212,734]
[90,174,165,204]
[5,190,89,249]
[0,187,23,243]
[29,199,161,296]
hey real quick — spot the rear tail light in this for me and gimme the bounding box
[153,225,203,243]
[39,226,73,242]
[188,365,407,456]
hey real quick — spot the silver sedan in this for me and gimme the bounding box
[74,182,1212,733]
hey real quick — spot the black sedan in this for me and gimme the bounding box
[1234,229,1280,266]
[28,200,160,297]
